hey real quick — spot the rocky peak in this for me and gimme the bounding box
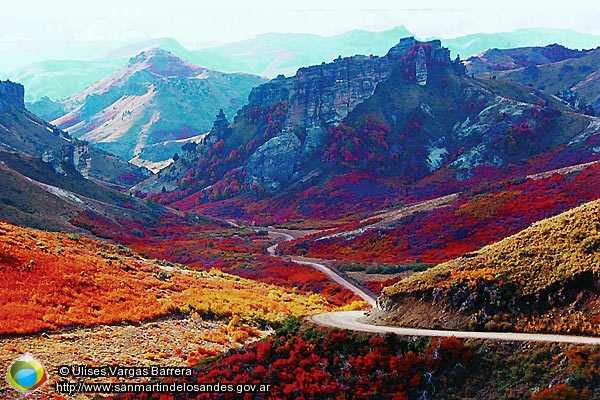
[205,109,231,146]
[386,37,419,58]
[128,48,201,78]
[415,45,428,85]
[0,80,25,112]
[245,37,453,130]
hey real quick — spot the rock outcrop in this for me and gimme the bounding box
[415,45,428,86]
[1,80,146,186]
[246,37,452,130]
[245,132,301,191]
[204,109,231,147]
[0,80,25,112]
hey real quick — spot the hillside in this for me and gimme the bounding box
[1,79,150,186]
[463,44,585,75]
[0,219,353,398]
[480,47,600,116]
[0,220,343,336]
[377,198,600,336]
[280,162,600,263]
[136,37,600,226]
[44,49,265,171]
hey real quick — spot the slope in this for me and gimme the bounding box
[463,44,585,75]
[377,198,600,336]
[1,79,149,187]
[479,47,600,116]
[7,38,192,102]
[141,37,600,226]
[49,49,265,171]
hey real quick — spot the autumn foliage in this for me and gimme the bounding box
[115,327,473,400]
[382,197,600,335]
[0,222,352,336]
[281,162,600,264]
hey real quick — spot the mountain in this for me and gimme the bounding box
[42,49,265,172]
[470,46,600,116]
[0,79,149,186]
[8,27,600,103]
[10,58,126,102]
[185,28,600,79]
[134,37,600,224]
[186,26,414,77]
[463,44,586,75]
[377,197,600,336]
[133,37,425,195]
[442,28,600,60]
[5,38,193,102]
[0,78,183,237]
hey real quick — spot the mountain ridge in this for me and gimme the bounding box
[135,37,600,226]
[40,49,265,171]
[8,27,600,102]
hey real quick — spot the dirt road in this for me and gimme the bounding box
[311,311,600,344]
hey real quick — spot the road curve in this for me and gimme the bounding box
[310,311,600,345]
[267,231,294,256]
[265,226,600,345]
[290,258,377,308]
[265,228,377,307]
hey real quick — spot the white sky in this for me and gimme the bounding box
[1,0,599,49]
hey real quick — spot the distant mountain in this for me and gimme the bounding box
[441,28,600,60]
[470,47,600,116]
[11,59,126,102]
[8,27,600,102]
[176,27,600,79]
[135,37,600,223]
[41,49,265,172]
[6,38,192,102]
[463,44,586,75]
[0,79,149,186]
[186,26,414,77]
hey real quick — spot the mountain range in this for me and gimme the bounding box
[470,46,600,117]
[3,28,600,400]
[6,27,600,103]
[29,49,265,171]
[134,37,600,226]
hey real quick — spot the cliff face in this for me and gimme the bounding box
[236,38,454,190]
[246,37,452,130]
[134,37,458,195]
[0,80,25,112]
[1,80,147,186]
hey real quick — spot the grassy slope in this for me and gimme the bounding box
[0,221,341,336]
[380,198,600,335]
[488,48,600,105]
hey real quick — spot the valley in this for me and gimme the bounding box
[1,23,600,400]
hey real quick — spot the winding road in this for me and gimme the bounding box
[266,229,377,308]
[266,227,600,345]
[310,311,600,344]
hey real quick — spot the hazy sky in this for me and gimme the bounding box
[1,0,599,73]
[2,0,600,48]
